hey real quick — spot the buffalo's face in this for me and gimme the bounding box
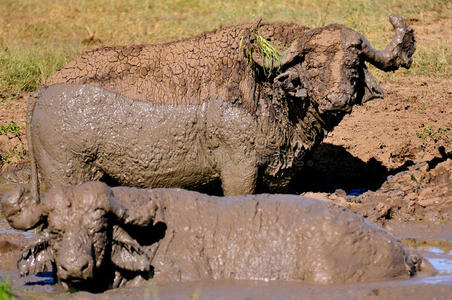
[266,15,414,119]
[303,26,362,113]
[266,25,384,122]
[295,25,385,116]
[47,204,109,287]
[301,14,416,114]
[14,184,112,289]
[6,183,154,290]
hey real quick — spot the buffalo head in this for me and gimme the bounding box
[1,182,160,290]
[247,14,415,119]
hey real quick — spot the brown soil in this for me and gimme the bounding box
[325,76,451,168]
[0,95,28,131]
[0,93,28,172]
[294,75,451,225]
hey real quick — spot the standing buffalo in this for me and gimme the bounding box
[1,182,426,290]
[27,15,415,198]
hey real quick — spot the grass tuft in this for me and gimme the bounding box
[415,125,450,141]
[254,33,283,74]
[239,29,284,77]
[0,121,21,140]
[0,275,16,300]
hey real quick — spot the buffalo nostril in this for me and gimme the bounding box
[58,256,93,280]
[81,262,89,273]
[79,257,94,279]
[58,264,69,279]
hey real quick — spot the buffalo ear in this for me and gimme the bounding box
[1,185,44,230]
[18,232,55,276]
[111,225,151,272]
[280,40,300,66]
[362,66,384,103]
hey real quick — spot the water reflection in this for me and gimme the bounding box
[0,219,36,239]
[425,247,452,275]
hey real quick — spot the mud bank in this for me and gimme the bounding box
[302,158,451,225]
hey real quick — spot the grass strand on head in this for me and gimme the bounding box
[239,28,284,77]
[254,33,283,75]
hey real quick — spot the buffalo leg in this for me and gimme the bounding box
[219,155,258,196]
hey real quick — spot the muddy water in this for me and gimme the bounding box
[0,219,35,239]
[1,185,452,299]
[424,248,452,275]
[2,229,451,300]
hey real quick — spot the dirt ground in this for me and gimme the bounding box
[297,76,451,225]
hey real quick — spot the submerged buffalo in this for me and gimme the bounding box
[27,15,415,198]
[1,183,427,290]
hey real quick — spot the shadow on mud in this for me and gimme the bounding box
[1,144,450,198]
[289,144,451,195]
[25,272,55,286]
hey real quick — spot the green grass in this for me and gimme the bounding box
[0,120,25,166]
[0,121,22,139]
[415,125,450,140]
[254,33,284,73]
[240,29,285,76]
[0,275,16,300]
[0,44,77,95]
[0,0,450,100]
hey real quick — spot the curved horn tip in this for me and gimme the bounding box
[389,14,407,29]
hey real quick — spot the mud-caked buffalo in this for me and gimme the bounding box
[1,182,428,291]
[27,15,415,198]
